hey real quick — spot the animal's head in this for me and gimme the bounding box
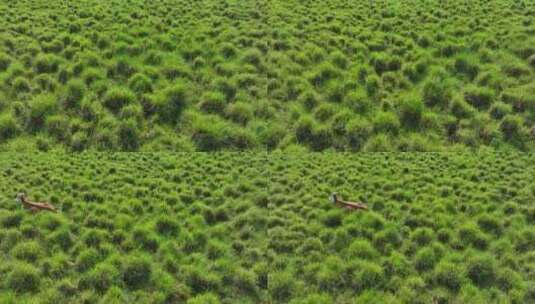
[15,193,26,204]
[329,193,338,204]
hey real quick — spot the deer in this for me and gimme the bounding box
[16,193,58,213]
[329,193,368,211]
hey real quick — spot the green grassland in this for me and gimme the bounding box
[269,0,535,151]
[0,154,269,303]
[0,153,534,303]
[0,0,534,151]
[0,0,268,151]
[268,153,535,303]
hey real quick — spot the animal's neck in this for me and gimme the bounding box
[21,197,31,205]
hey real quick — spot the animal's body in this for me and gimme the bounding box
[330,193,368,210]
[16,193,58,213]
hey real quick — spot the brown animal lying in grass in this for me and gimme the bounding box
[330,193,368,210]
[16,193,58,213]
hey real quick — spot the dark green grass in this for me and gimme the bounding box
[0,153,534,303]
[266,153,535,303]
[0,153,269,303]
[0,0,534,151]
[0,0,269,152]
[268,0,535,152]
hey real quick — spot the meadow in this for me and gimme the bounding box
[268,153,535,303]
[0,0,534,151]
[0,153,270,303]
[0,153,534,303]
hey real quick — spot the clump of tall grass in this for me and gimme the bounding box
[27,93,58,132]
[34,54,61,74]
[122,254,153,289]
[153,84,190,124]
[7,263,41,293]
[198,91,226,114]
[103,87,135,113]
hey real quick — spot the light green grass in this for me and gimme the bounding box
[0,153,533,302]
